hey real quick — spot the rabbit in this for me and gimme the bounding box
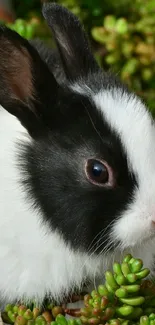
[0,1,155,306]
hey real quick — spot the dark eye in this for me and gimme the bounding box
[85,159,114,187]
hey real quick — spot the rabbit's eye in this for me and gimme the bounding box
[85,159,114,187]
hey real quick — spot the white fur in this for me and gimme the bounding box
[94,90,155,250]
[0,96,154,305]
[71,83,155,264]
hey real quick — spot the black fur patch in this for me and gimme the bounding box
[18,88,136,253]
[29,39,66,84]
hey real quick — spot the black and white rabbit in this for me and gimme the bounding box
[0,2,155,305]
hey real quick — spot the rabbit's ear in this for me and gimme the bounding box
[0,26,59,136]
[42,3,99,82]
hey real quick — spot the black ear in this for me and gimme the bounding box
[0,26,59,136]
[42,3,99,82]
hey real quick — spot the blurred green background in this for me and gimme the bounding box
[1,0,155,113]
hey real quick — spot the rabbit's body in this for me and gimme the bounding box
[0,2,155,305]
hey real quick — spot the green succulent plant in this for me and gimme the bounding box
[91,0,155,113]
[6,17,51,43]
[79,254,152,324]
[2,254,155,325]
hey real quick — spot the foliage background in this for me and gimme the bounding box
[9,0,155,114]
